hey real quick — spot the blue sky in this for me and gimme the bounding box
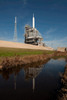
[0,0,67,49]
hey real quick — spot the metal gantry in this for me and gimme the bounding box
[14,16,17,42]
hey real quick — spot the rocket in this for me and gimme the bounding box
[33,14,35,28]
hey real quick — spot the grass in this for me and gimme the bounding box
[52,55,67,59]
[0,47,54,57]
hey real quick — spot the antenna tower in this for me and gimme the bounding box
[14,16,17,42]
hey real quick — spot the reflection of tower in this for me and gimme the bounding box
[33,77,35,92]
[32,14,35,28]
[14,16,17,42]
[24,66,44,92]
[14,75,16,90]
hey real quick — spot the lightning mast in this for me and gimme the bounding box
[14,16,17,42]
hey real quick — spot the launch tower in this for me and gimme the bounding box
[14,17,17,42]
[24,14,44,46]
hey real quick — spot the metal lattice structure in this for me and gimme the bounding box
[14,17,17,42]
[24,25,43,45]
[24,14,45,46]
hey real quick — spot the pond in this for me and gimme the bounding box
[0,58,66,100]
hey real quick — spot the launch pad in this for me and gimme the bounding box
[24,14,45,46]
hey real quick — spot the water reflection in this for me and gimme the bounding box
[14,74,16,90]
[24,65,44,91]
[12,65,44,91]
[0,58,67,100]
[0,61,45,91]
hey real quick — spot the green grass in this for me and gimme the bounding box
[53,55,67,59]
[0,47,54,57]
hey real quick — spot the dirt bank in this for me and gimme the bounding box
[0,51,67,70]
[0,60,49,80]
[0,54,52,70]
[58,64,67,100]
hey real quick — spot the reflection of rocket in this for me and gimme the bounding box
[33,77,35,92]
[25,66,44,92]
[14,75,16,90]
[33,14,35,28]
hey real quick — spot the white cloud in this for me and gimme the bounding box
[44,37,67,49]
[46,28,55,34]
[43,28,67,49]
[43,28,56,39]
[0,31,13,41]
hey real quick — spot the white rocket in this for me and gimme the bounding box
[33,14,35,28]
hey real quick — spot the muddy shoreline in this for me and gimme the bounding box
[0,51,67,100]
[0,51,67,70]
[57,64,67,100]
[0,54,51,70]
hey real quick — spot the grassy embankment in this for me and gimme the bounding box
[0,47,67,70]
[0,47,54,69]
[0,47,54,57]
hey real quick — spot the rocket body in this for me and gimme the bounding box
[33,14,35,28]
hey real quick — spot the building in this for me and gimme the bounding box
[24,14,45,46]
[57,47,67,52]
